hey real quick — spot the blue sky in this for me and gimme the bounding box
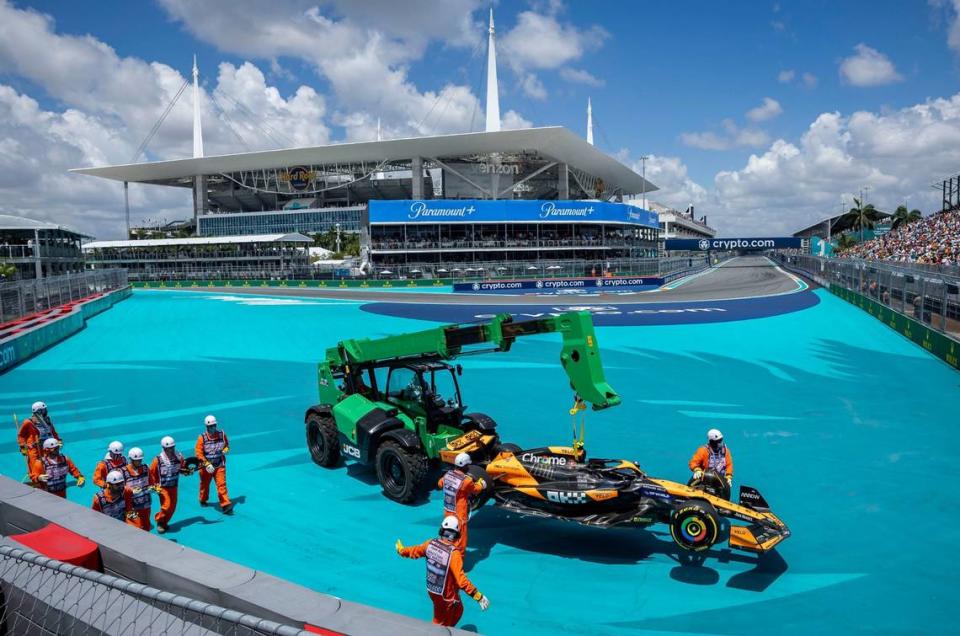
[1,0,959,237]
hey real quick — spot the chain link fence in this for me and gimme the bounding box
[0,545,307,636]
[0,270,128,324]
[783,254,960,341]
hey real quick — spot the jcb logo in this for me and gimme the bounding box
[341,443,361,459]
[547,491,587,504]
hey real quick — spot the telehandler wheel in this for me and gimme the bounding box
[376,441,428,503]
[306,412,340,468]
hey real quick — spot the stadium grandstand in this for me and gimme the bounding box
[837,208,960,267]
[70,12,661,280]
[83,233,312,281]
[0,215,89,280]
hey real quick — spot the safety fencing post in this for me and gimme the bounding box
[0,544,308,636]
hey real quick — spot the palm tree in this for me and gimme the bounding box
[0,263,17,281]
[836,233,857,250]
[890,204,922,230]
[839,198,884,242]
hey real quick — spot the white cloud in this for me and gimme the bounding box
[839,43,903,87]
[711,94,960,234]
[746,97,783,122]
[559,67,605,87]
[0,1,337,239]
[519,73,548,100]
[499,11,607,71]
[777,70,795,83]
[681,119,769,151]
[802,72,818,88]
[930,0,960,53]
[497,8,608,99]
[622,154,708,212]
[158,0,518,137]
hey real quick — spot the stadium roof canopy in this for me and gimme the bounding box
[70,127,658,196]
[793,210,893,238]
[83,233,312,249]
[0,214,92,238]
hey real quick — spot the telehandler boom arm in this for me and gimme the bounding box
[326,311,620,410]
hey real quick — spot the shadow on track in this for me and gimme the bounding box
[462,507,787,591]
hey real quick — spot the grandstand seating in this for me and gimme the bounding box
[839,209,960,265]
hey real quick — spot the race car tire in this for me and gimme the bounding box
[306,412,340,468]
[376,441,428,504]
[670,501,720,552]
[183,456,202,473]
[466,466,493,511]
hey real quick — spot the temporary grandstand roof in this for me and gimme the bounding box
[70,127,658,196]
[793,210,893,238]
[0,214,92,238]
[82,233,312,249]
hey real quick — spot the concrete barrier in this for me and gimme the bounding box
[0,287,131,374]
[0,477,464,635]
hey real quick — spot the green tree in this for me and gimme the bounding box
[835,233,857,250]
[311,228,359,258]
[0,263,16,280]
[889,204,922,230]
[839,198,884,242]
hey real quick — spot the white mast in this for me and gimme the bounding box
[485,8,501,133]
[587,98,594,145]
[376,116,382,141]
[192,55,204,158]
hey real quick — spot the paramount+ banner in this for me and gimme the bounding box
[665,237,804,251]
[368,199,659,228]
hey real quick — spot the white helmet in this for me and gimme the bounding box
[160,436,175,449]
[204,415,218,427]
[42,438,59,451]
[105,470,124,485]
[707,429,723,442]
[454,452,471,468]
[108,441,124,456]
[128,447,144,461]
[440,515,461,539]
[32,401,47,414]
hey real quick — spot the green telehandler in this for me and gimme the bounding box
[304,310,620,502]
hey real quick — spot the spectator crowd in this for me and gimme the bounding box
[839,209,960,265]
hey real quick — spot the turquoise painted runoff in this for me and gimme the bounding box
[0,289,956,634]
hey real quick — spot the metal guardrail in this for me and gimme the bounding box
[0,270,128,324]
[784,255,960,340]
[364,256,708,281]
[0,544,307,635]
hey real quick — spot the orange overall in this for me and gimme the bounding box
[437,469,484,551]
[688,444,734,481]
[122,462,152,531]
[149,450,185,528]
[92,487,133,522]
[17,416,60,472]
[29,452,82,498]
[196,431,231,508]
[93,454,127,488]
[399,538,478,627]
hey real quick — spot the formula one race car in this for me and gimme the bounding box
[442,432,790,553]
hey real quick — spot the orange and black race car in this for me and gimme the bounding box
[442,432,790,553]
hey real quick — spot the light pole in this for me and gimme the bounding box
[640,155,649,209]
[335,223,342,254]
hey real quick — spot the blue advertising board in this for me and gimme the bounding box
[368,199,659,228]
[664,237,804,251]
[452,276,664,293]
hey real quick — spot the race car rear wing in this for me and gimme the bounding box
[739,485,770,511]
